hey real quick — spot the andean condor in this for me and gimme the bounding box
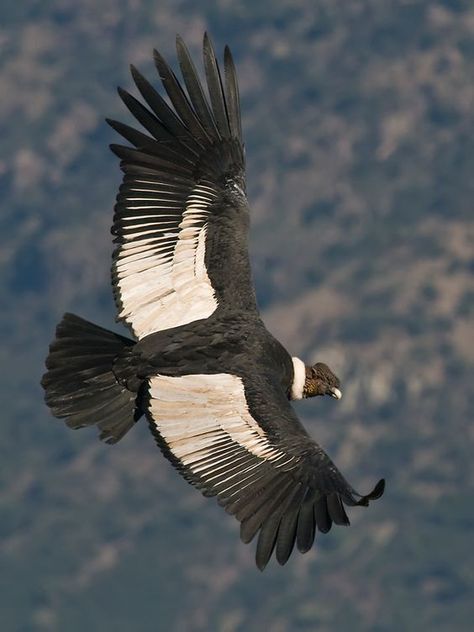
[42,33,385,570]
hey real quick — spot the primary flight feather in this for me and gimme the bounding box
[42,33,384,570]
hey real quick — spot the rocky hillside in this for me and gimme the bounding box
[1,1,473,630]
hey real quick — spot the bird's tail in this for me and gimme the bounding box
[41,312,142,444]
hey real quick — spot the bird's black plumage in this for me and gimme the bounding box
[41,33,384,570]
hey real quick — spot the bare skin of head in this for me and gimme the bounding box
[304,362,342,399]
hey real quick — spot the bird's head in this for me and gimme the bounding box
[304,362,342,399]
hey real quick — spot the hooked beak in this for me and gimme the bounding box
[329,387,342,400]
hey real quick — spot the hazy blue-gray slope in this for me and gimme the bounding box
[1,1,473,630]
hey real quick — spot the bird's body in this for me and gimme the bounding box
[42,33,384,570]
[131,314,293,388]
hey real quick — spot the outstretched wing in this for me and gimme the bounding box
[108,34,257,339]
[145,371,385,570]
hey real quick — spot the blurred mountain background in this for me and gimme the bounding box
[1,1,473,630]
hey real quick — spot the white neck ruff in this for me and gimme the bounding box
[290,357,306,400]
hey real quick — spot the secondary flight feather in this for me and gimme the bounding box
[42,33,384,570]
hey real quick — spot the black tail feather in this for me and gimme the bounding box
[42,313,141,444]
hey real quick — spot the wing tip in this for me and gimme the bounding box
[255,556,269,572]
[356,478,386,506]
[203,32,218,65]
[109,143,125,158]
[371,477,386,499]
[116,86,133,106]
[106,118,124,136]
[223,44,233,64]
[152,47,167,69]
[129,64,147,89]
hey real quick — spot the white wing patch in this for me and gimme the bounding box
[148,373,294,479]
[114,182,219,338]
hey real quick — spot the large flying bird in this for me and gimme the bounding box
[42,33,384,570]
